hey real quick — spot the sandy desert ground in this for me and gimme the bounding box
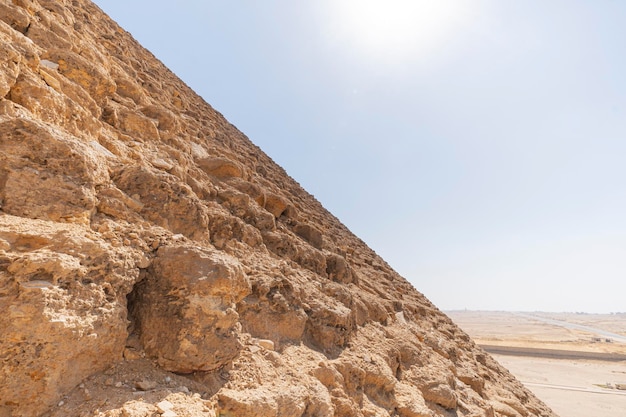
[447,311,626,417]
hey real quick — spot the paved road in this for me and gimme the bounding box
[481,344,626,361]
[522,381,626,396]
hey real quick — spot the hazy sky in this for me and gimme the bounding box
[95,1,626,313]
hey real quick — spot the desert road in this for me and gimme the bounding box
[480,345,626,361]
[522,382,626,396]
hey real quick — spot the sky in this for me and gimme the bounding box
[94,0,626,313]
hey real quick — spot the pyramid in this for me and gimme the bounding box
[0,1,556,416]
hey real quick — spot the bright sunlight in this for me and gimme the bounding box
[324,0,469,63]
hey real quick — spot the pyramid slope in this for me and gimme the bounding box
[0,1,556,416]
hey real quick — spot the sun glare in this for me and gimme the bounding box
[325,0,467,63]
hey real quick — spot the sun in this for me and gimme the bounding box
[324,0,468,63]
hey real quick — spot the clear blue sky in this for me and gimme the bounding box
[95,1,626,313]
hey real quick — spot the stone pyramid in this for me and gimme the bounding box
[0,1,556,416]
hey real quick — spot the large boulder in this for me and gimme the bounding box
[130,244,251,373]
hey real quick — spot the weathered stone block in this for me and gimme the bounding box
[131,244,250,373]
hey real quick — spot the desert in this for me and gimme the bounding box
[447,311,626,417]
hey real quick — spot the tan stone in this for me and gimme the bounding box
[0,118,105,223]
[0,1,558,417]
[197,156,244,178]
[141,105,179,133]
[256,339,275,351]
[294,222,323,249]
[156,400,174,413]
[134,380,157,391]
[0,2,31,33]
[7,69,100,138]
[0,215,139,417]
[264,193,295,218]
[420,382,458,410]
[112,166,209,241]
[38,67,61,91]
[131,244,250,373]
[0,42,20,98]
[123,348,142,361]
[395,383,433,417]
[118,107,159,140]
[43,48,115,104]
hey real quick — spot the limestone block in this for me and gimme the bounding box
[0,2,31,33]
[325,253,351,284]
[304,295,354,352]
[490,401,524,417]
[132,244,251,372]
[118,107,159,140]
[294,222,323,249]
[26,20,73,50]
[8,69,99,138]
[264,193,296,219]
[293,243,327,276]
[207,206,263,249]
[420,382,457,410]
[197,156,244,178]
[0,215,138,417]
[262,230,298,259]
[0,118,109,223]
[457,369,485,396]
[395,383,433,417]
[115,76,147,104]
[141,104,179,133]
[225,177,266,207]
[113,166,209,241]
[0,42,20,98]
[43,49,115,104]
[240,300,308,345]
[362,357,398,409]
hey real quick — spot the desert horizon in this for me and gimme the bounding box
[447,310,626,417]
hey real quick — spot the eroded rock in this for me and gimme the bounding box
[113,166,209,241]
[0,118,108,224]
[0,215,138,417]
[0,1,558,417]
[131,244,250,373]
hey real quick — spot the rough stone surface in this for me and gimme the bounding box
[131,244,250,373]
[0,1,558,417]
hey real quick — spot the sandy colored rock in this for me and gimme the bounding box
[256,339,275,351]
[0,42,20,98]
[395,383,433,417]
[264,192,295,219]
[131,244,250,373]
[156,400,174,413]
[0,2,31,34]
[197,156,244,178]
[0,1,558,417]
[0,215,139,417]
